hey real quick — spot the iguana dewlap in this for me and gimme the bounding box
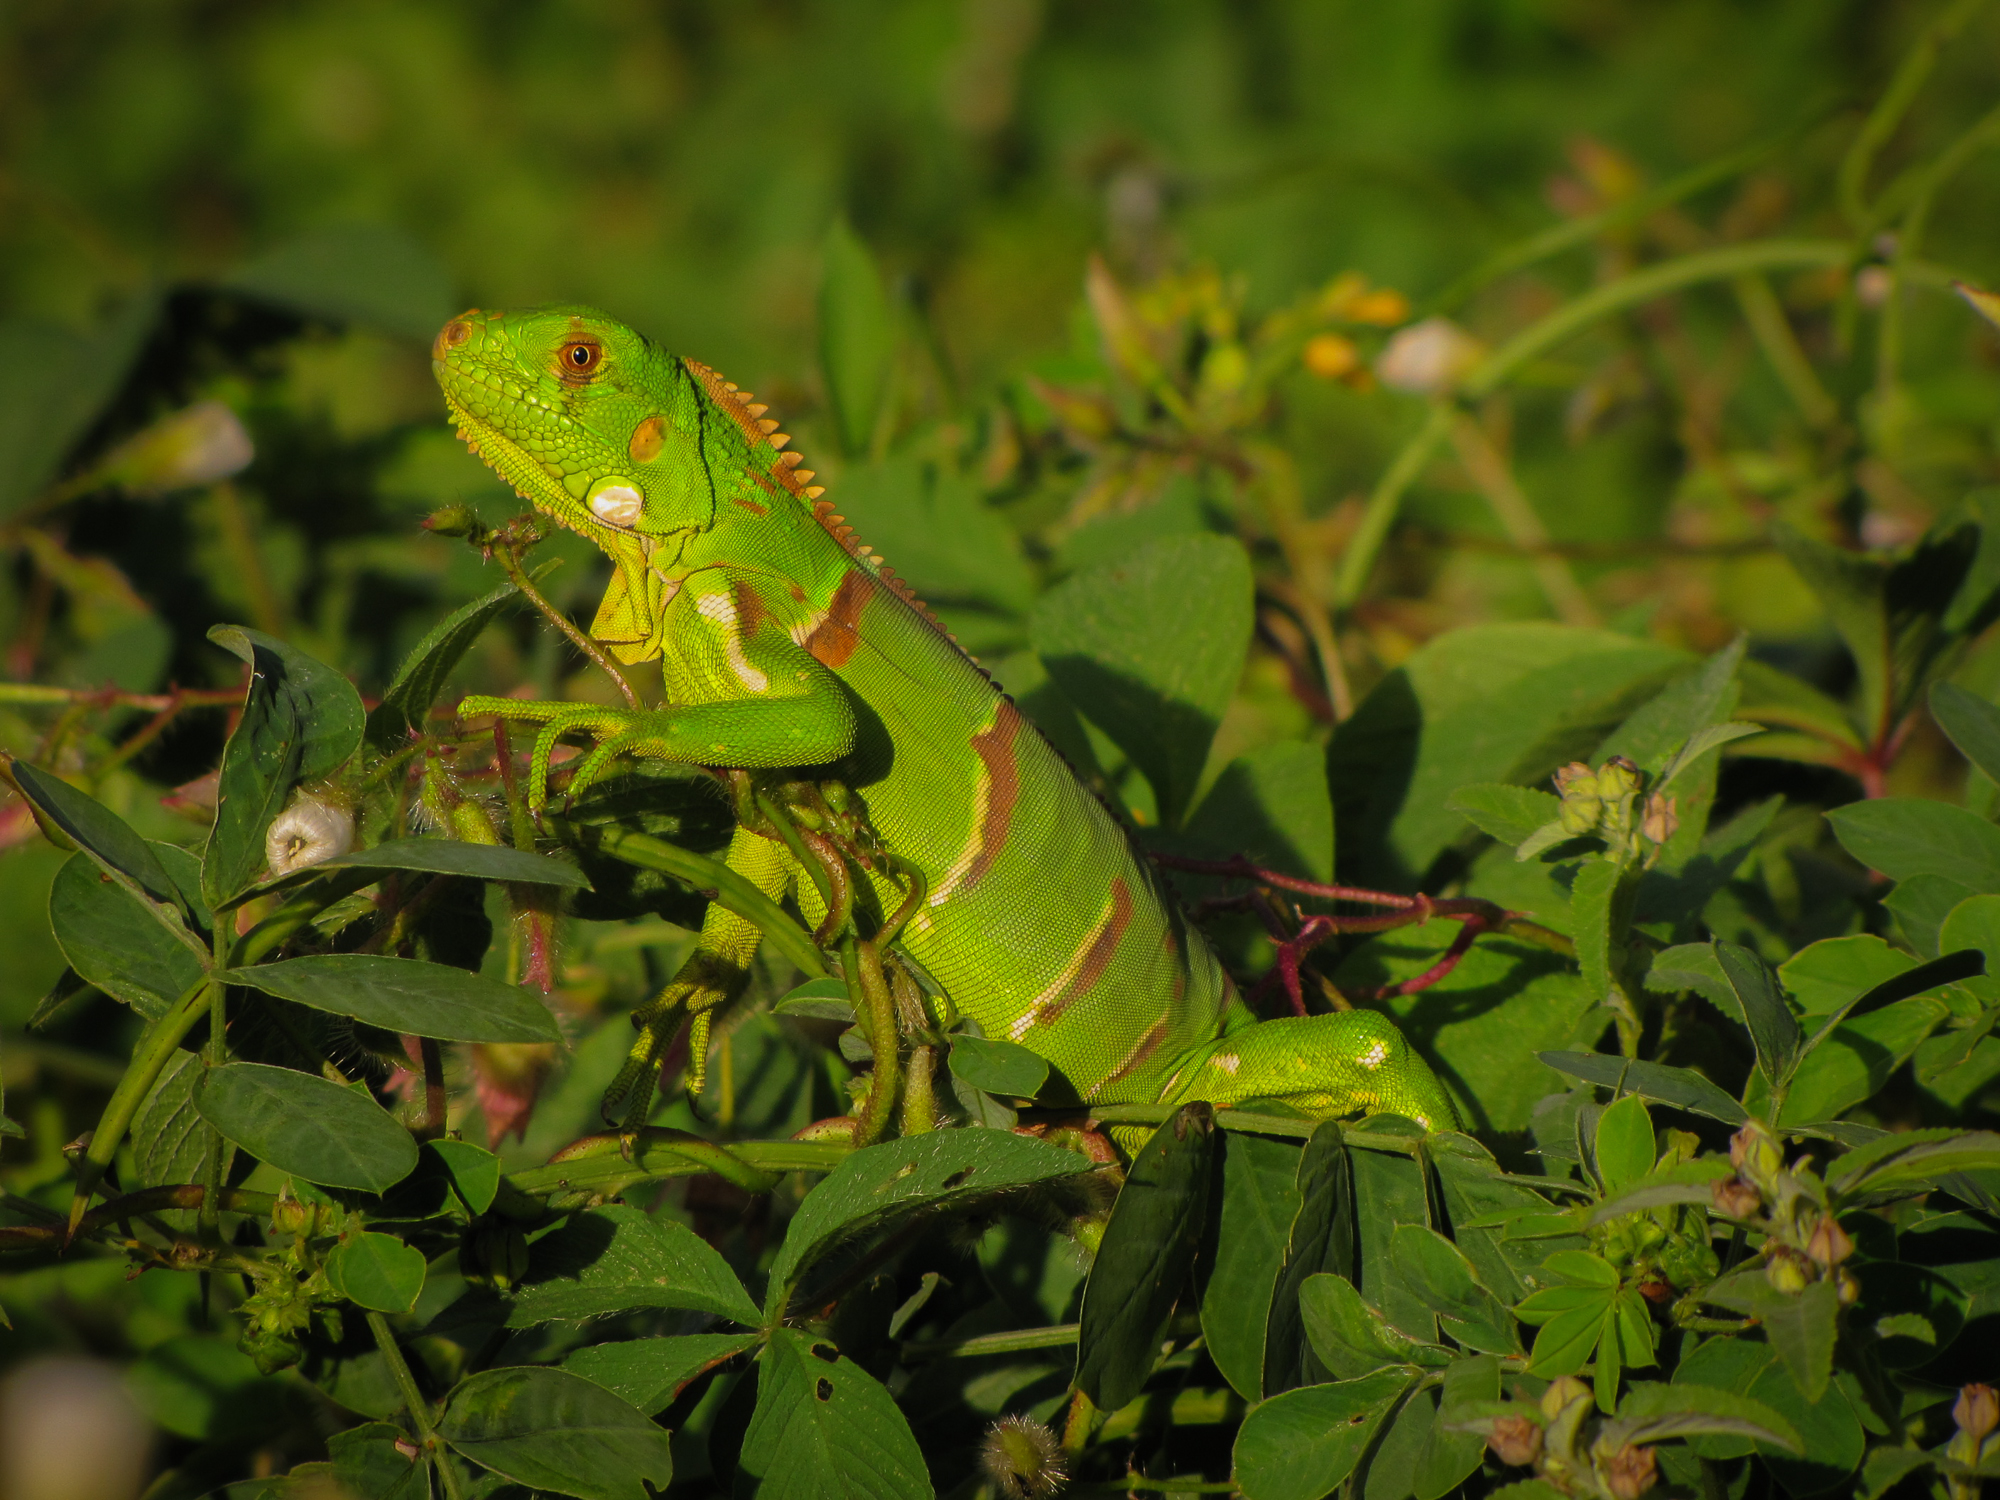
[433,305,1456,1131]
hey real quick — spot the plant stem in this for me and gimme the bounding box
[901,1323,1081,1361]
[367,1310,464,1500]
[492,536,639,711]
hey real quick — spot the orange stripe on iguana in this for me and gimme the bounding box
[1008,876,1133,1039]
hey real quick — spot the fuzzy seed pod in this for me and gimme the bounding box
[979,1415,1067,1500]
[265,792,356,876]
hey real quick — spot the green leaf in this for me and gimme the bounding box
[428,1138,501,1216]
[1299,1272,1449,1380]
[224,224,457,342]
[1362,1383,1437,1500]
[1592,1094,1655,1193]
[325,1232,428,1314]
[1714,940,1801,1087]
[735,1327,932,1500]
[818,218,897,456]
[1199,1130,1302,1400]
[126,1332,288,1442]
[773,977,857,1022]
[365,581,523,748]
[0,298,157,520]
[1826,797,2000,892]
[1328,622,1684,886]
[203,627,365,910]
[5,758,207,956]
[49,847,206,1018]
[1263,1121,1356,1394]
[508,1204,761,1328]
[1571,859,1621,1009]
[1601,1380,1800,1451]
[1233,1370,1412,1500]
[561,1333,762,1416]
[766,1122,1090,1312]
[195,1063,416,1192]
[1588,1159,1733,1224]
[1350,1122,1438,1345]
[222,954,560,1044]
[946,1034,1050,1100]
[1673,1333,1864,1493]
[1430,1133,1584,1297]
[1172,739,1337,883]
[303,836,589,889]
[1538,1051,1748,1125]
[1446,782,1564,847]
[1709,1273,1838,1402]
[1735,657,1864,753]
[1827,1128,2000,1202]
[1076,1103,1218,1411]
[1644,943,1736,1016]
[133,1049,217,1230]
[1596,637,1747,773]
[1779,935,1919,1015]
[1767,996,1950,1124]
[327,1422,430,1500]
[1519,1287,1612,1378]
[1932,680,2000,783]
[437,1365,673,1500]
[1390,1224,1520,1356]
[1031,533,1254,828]
[1887,873,1982,957]
[1415,1355,1500,1500]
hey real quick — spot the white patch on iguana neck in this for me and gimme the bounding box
[696,591,769,693]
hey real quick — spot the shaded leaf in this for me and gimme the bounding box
[561,1333,762,1415]
[1538,1051,1747,1125]
[1446,782,1562,847]
[1299,1272,1450,1381]
[194,1063,416,1192]
[1714,941,1801,1087]
[1705,1273,1838,1402]
[437,1365,672,1500]
[1264,1121,1355,1395]
[305,836,589,890]
[946,1035,1049,1100]
[50,847,206,1018]
[508,1204,761,1328]
[1076,1103,1217,1411]
[1415,1354,1500,1500]
[1826,798,2000,892]
[735,1326,931,1500]
[1199,1129,1302,1401]
[222,954,560,1044]
[1233,1370,1411,1500]
[1390,1224,1520,1356]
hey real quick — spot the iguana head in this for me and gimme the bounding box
[432,305,718,543]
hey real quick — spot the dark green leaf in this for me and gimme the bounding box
[1362,1384,1435,1500]
[366,581,523,748]
[1415,1355,1500,1499]
[49,848,206,1018]
[1601,1380,1800,1451]
[1827,1128,2000,1202]
[327,1422,430,1500]
[1431,1133,1583,1298]
[561,1333,762,1416]
[773,977,857,1022]
[1076,1103,1217,1411]
[222,954,559,1044]
[766,1129,1089,1311]
[1932,680,2000,784]
[194,1063,416,1192]
[1390,1224,1520,1356]
[1571,859,1621,1009]
[1645,943,1736,1017]
[133,1049,216,1230]
[1826,798,2000,892]
[1233,1370,1411,1500]
[1714,940,1801,1087]
[437,1365,672,1500]
[1538,1051,1747,1124]
[1705,1273,1838,1401]
[1031,533,1254,828]
[946,1034,1050,1099]
[1588,1159,1733,1223]
[1887,873,1982,957]
[305,836,589,889]
[1199,1130,1301,1400]
[224,224,457,342]
[1769,996,1950,1124]
[735,1327,931,1500]
[428,1138,501,1216]
[1351,1122,1438,1345]
[325,1232,428,1314]
[5,758,206,956]
[0,298,157,520]
[1446,782,1563,848]
[203,627,365,909]
[126,1333,288,1443]
[1673,1333,1863,1493]
[1778,935,1919,1015]
[508,1204,761,1328]
[1171,740,1337,883]
[828,454,1034,614]
[1264,1121,1355,1395]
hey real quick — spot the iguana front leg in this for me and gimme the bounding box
[461,569,859,810]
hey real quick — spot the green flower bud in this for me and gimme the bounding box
[1765,1250,1810,1294]
[424,505,481,537]
[1597,756,1642,799]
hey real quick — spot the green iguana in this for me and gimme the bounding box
[433,305,1456,1139]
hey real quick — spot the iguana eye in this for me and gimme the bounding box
[559,340,602,378]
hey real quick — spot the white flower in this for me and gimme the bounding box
[99,401,254,492]
[1376,317,1485,395]
[265,793,356,876]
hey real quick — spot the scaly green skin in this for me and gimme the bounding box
[432,306,1457,1133]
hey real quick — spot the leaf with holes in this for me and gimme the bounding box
[735,1327,931,1500]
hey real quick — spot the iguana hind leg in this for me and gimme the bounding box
[601,822,794,1128]
[1160,1010,1458,1130]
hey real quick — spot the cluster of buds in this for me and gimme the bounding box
[1596,1133,1719,1299]
[1549,757,1679,864]
[1478,1377,1659,1499]
[1711,1123,1857,1302]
